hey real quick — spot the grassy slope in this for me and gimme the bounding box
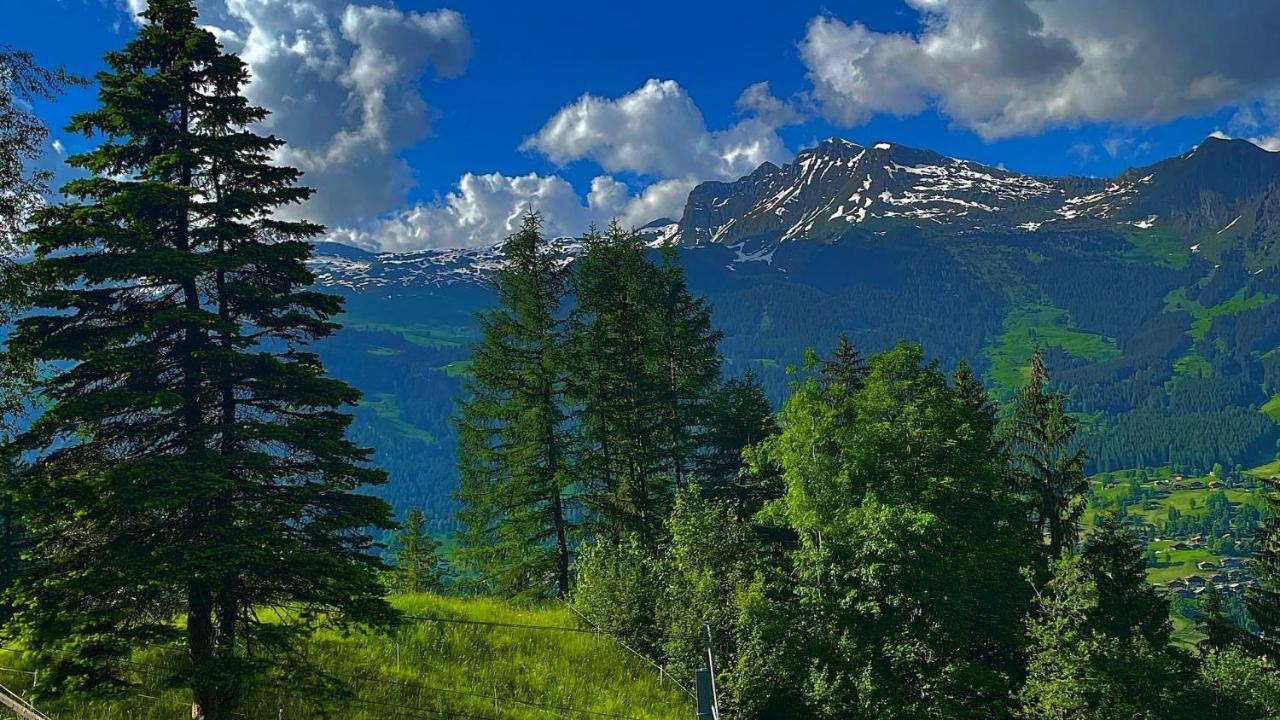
[4,595,689,720]
[984,303,1121,396]
[1163,286,1278,378]
[360,392,435,445]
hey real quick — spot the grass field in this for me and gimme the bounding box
[984,303,1121,396]
[1163,286,1278,343]
[1,595,690,720]
[1123,228,1192,269]
[1262,393,1280,422]
[358,393,436,445]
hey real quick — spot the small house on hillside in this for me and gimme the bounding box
[1186,575,1206,587]
[1197,561,1217,570]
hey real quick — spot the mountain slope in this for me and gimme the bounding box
[308,136,1280,524]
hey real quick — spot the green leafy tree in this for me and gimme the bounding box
[1007,348,1087,558]
[2,4,394,717]
[758,341,1036,718]
[1020,515,1188,720]
[388,507,449,594]
[454,213,575,599]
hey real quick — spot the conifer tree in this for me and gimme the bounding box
[1007,348,1087,557]
[2,4,393,717]
[701,369,778,516]
[569,224,670,548]
[389,507,449,594]
[819,333,868,391]
[1020,515,1189,719]
[1246,475,1280,658]
[455,213,575,598]
[649,244,722,490]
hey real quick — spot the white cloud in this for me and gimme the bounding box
[334,79,788,251]
[522,78,791,181]
[800,0,1280,139]
[329,171,676,251]
[133,1,475,228]
[736,82,804,127]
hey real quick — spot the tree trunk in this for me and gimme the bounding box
[188,579,221,720]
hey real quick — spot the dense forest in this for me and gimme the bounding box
[450,212,1280,719]
[4,3,1280,720]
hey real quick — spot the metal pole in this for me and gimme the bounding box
[695,669,714,720]
[702,623,720,720]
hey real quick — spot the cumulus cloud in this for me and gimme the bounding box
[736,82,804,128]
[335,79,789,251]
[522,78,791,181]
[329,172,679,251]
[125,1,473,228]
[800,0,1280,139]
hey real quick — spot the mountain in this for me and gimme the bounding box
[309,136,1280,527]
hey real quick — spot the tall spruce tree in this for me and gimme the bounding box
[820,333,869,391]
[454,213,575,599]
[569,224,669,548]
[649,244,722,491]
[1007,348,1087,558]
[2,4,393,717]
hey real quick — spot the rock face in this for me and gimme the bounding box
[675,138,1075,254]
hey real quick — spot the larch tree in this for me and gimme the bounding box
[1006,348,1087,558]
[1,3,394,718]
[454,213,575,599]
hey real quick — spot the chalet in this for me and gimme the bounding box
[1221,558,1243,568]
[1210,574,1228,584]
[1169,542,1192,551]
[1188,481,1205,489]
[1166,579,1186,590]
[1197,561,1217,570]
[1172,474,1185,482]
[1104,482,1118,489]
[1186,575,1206,587]
[1209,481,1225,489]
[1190,534,1206,543]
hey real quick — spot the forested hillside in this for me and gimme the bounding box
[311,138,1280,526]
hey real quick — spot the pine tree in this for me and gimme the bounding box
[1007,348,1087,558]
[454,213,575,599]
[1199,586,1237,654]
[2,4,393,717]
[952,360,997,436]
[389,507,449,594]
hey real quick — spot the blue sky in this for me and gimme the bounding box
[6,0,1279,250]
